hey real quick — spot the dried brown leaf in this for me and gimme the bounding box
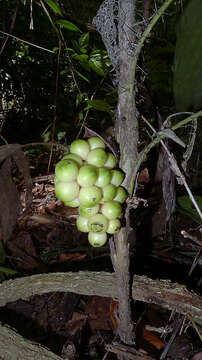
[0,157,21,243]
[0,145,32,243]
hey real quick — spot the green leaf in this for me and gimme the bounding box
[44,0,63,16]
[90,49,111,68]
[76,71,90,83]
[78,111,84,121]
[177,195,202,224]
[80,47,87,54]
[72,54,88,61]
[72,54,91,72]
[79,33,89,48]
[0,266,18,275]
[90,49,108,58]
[174,0,202,111]
[87,99,112,114]
[60,69,68,75]
[56,19,81,32]
[89,58,105,76]
[76,93,84,107]
[57,131,66,141]
[71,40,81,53]
[65,48,75,54]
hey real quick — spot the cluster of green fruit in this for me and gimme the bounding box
[54,137,127,247]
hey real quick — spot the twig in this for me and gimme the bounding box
[0,3,19,56]
[39,0,82,96]
[22,142,68,152]
[188,251,202,277]
[187,313,202,342]
[0,135,8,145]
[133,111,202,193]
[160,315,185,359]
[76,76,106,139]
[137,112,202,177]
[141,115,202,221]
[181,230,202,248]
[133,0,176,76]
[0,30,55,54]
[33,174,54,182]
[105,343,155,359]
[47,40,62,174]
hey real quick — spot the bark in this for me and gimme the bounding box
[116,0,139,193]
[0,272,201,322]
[0,322,62,360]
[109,234,134,345]
[111,0,139,346]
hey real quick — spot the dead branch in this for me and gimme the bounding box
[0,322,62,360]
[0,272,201,322]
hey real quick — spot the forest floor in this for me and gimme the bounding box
[0,146,201,360]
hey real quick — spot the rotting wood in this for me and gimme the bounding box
[0,322,62,360]
[105,343,156,359]
[0,272,201,322]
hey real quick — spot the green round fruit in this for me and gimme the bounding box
[102,184,117,202]
[107,219,121,234]
[62,153,83,166]
[88,232,107,247]
[101,201,122,220]
[88,214,109,233]
[95,167,112,187]
[78,204,99,218]
[113,186,127,203]
[76,216,89,232]
[110,169,124,186]
[55,159,79,182]
[54,175,59,186]
[88,136,105,150]
[104,153,116,168]
[55,181,80,202]
[87,148,107,167]
[77,165,98,187]
[79,186,102,207]
[64,198,80,207]
[70,139,90,160]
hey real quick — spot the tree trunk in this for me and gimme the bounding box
[110,0,139,346]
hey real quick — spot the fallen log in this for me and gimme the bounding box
[0,271,201,322]
[0,322,62,360]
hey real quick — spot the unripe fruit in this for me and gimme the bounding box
[77,165,98,187]
[79,186,102,207]
[88,136,105,150]
[54,175,59,186]
[64,198,80,207]
[87,148,107,167]
[113,186,127,203]
[53,137,126,244]
[110,169,124,187]
[76,216,89,232]
[55,181,80,202]
[101,201,122,220]
[88,232,107,247]
[107,218,121,234]
[70,139,90,160]
[78,204,99,218]
[88,214,109,233]
[62,153,83,166]
[95,167,112,187]
[55,159,79,182]
[102,184,117,202]
[104,153,116,168]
